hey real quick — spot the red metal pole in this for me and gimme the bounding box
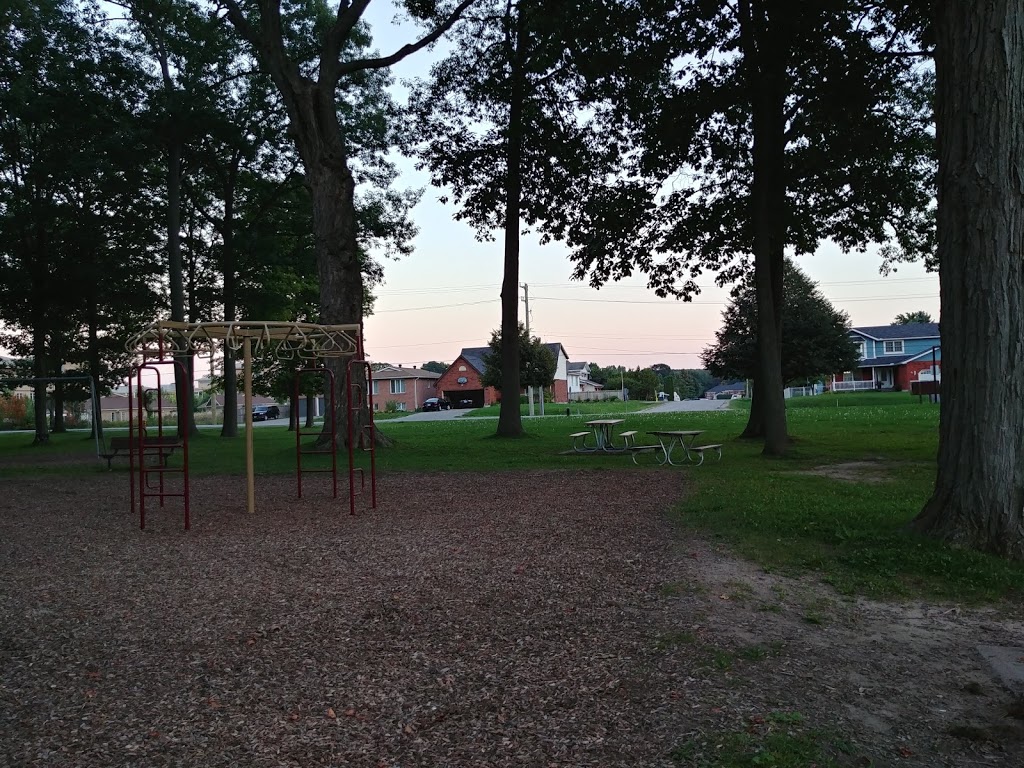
[328,369,337,499]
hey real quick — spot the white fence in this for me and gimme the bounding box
[568,389,626,402]
[831,380,877,392]
[783,386,815,398]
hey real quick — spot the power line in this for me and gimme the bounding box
[531,293,938,305]
[373,299,497,313]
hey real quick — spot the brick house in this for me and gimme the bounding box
[370,365,441,412]
[830,322,941,391]
[437,344,570,407]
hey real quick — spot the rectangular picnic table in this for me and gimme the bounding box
[585,419,625,451]
[637,430,705,466]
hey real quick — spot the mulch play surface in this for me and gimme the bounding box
[1,470,1022,767]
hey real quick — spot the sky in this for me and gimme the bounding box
[357,3,940,371]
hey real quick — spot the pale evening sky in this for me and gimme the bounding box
[358,3,940,370]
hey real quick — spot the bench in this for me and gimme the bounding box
[569,431,592,452]
[100,436,182,470]
[688,444,723,466]
[630,443,723,466]
[618,430,638,448]
[630,445,664,465]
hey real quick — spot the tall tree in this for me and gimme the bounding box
[410,0,612,437]
[703,260,859,385]
[481,323,556,397]
[893,310,934,325]
[219,0,473,448]
[563,0,934,456]
[912,0,1024,560]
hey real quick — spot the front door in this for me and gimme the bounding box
[877,368,893,388]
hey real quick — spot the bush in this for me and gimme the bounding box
[0,394,28,429]
[384,400,399,413]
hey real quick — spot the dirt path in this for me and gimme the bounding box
[0,470,1021,767]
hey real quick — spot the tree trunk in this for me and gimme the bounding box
[220,162,239,438]
[496,16,526,439]
[31,324,48,445]
[166,140,196,439]
[87,292,103,441]
[305,395,315,428]
[739,0,789,455]
[52,378,66,433]
[289,387,299,432]
[911,0,1024,560]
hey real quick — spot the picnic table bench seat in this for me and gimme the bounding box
[688,443,723,465]
[569,431,592,451]
[100,435,182,470]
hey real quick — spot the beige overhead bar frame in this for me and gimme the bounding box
[126,320,366,517]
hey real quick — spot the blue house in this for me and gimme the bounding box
[831,322,941,391]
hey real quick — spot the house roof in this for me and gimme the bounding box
[567,362,587,374]
[856,354,916,368]
[458,343,568,375]
[851,322,940,340]
[372,365,440,380]
[707,381,745,394]
[457,347,490,375]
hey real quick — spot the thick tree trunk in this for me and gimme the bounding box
[912,0,1024,560]
[739,0,789,455]
[497,18,526,438]
[166,140,197,439]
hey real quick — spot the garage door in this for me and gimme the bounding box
[448,389,484,408]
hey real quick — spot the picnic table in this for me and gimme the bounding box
[632,430,721,466]
[569,419,639,453]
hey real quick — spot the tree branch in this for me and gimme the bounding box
[322,0,372,80]
[335,0,478,79]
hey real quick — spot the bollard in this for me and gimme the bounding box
[566,407,571,417]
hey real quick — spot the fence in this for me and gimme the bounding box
[831,380,877,392]
[568,389,626,402]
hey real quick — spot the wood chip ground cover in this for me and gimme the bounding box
[1,471,1022,767]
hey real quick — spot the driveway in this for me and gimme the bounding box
[386,407,469,423]
[642,398,734,413]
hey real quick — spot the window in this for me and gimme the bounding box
[371,381,378,395]
[883,340,904,354]
[390,379,405,394]
[843,372,854,382]
[855,341,866,359]
[396,402,406,411]
[458,365,467,372]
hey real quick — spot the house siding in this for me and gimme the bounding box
[372,376,438,412]
[436,356,499,406]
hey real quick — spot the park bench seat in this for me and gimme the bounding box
[100,436,182,470]
[569,431,592,452]
[689,444,723,466]
[618,430,638,447]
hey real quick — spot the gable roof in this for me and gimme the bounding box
[457,347,489,375]
[850,322,940,341]
[457,342,569,375]
[707,381,746,394]
[567,361,588,374]
[372,365,441,380]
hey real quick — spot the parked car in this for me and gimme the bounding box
[455,399,476,409]
[422,397,451,411]
[252,404,281,421]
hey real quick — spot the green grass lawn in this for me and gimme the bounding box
[3,394,1022,603]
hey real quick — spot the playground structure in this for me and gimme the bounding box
[125,320,377,529]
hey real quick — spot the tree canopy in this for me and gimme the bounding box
[702,260,859,384]
[893,311,934,325]
[481,323,556,393]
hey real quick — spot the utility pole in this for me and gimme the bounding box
[521,282,534,417]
